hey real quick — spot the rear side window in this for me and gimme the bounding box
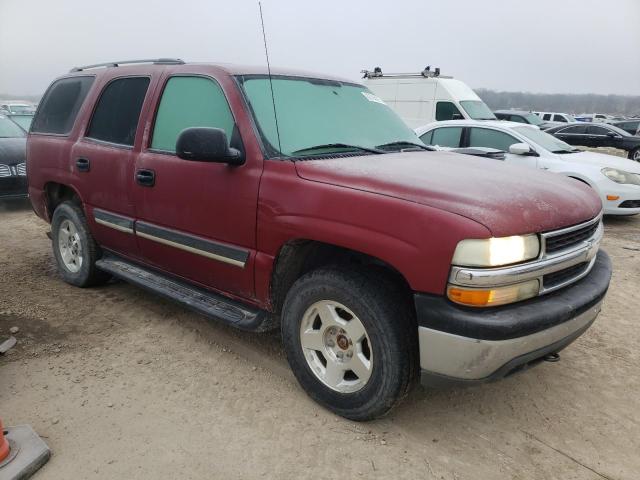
[31,76,94,135]
[430,127,462,148]
[151,76,235,153]
[435,102,463,121]
[553,114,567,122]
[86,77,150,146]
[543,114,552,121]
[468,128,519,151]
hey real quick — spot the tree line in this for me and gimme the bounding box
[475,89,640,117]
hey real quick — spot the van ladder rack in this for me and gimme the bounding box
[361,66,453,79]
[70,58,185,72]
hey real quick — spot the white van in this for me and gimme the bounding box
[362,67,496,128]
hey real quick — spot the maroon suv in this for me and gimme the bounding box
[27,59,611,420]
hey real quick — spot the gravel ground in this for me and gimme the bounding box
[1,198,639,480]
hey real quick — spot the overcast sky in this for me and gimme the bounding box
[1,0,639,96]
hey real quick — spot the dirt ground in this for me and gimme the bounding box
[1,199,639,480]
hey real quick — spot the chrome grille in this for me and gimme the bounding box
[16,163,26,176]
[0,164,11,178]
[543,215,601,256]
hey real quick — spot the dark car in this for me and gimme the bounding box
[546,123,640,161]
[0,115,27,199]
[493,110,555,130]
[612,119,640,136]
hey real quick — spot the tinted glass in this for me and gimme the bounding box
[558,125,587,134]
[553,114,567,122]
[587,126,610,135]
[31,76,94,135]
[468,128,518,151]
[543,114,551,120]
[151,76,235,152]
[87,77,150,146]
[419,130,433,144]
[0,116,26,138]
[435,102,463,121]
[239,76,418,156]
[430,127,462,148]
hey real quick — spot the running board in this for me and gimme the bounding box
[96,254,273,332]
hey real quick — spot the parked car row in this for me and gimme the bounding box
[545,123,640,161]
[21,59,612,420]
[0,114,28,199]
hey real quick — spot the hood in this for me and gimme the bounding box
[295,151,602,237]
[567,151,640,173]
[0,138,26,166]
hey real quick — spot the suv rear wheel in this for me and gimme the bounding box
[51,201,110,287]
[281,266,418,420]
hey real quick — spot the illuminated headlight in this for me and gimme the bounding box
[451,235,540,267]
[602,168,640,186]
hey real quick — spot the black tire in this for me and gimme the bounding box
[51,201,110,287]
[281,266,418,421]
[629,148,640,162]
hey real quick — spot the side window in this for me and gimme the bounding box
[86,77,150,146]
[468,128,519,151]
[554,114,567,122]
[419,130,433,145]
[587,126,609,135]
[543,114,552,121]
[151,76,235,153]
[31,76,95,135]
[431,127,462,148]
[511,115,527,123]
[435,102,463,121]
[559,125,587,134]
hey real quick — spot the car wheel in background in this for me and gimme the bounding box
[629,148,640,162]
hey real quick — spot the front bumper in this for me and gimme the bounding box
[597,182,640,215]
[0,175,28,199]
[416,249,611,384]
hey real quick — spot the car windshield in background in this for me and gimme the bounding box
[513,126,575,153]
[523,113,543,125]
[460,101,496,120]
[7,105,34,114]
[0,116,27,138]
[238,76,419,157]
[8,114,33,132]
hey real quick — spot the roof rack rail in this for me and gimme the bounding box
[361,66,453,79]
[70,58,185,73]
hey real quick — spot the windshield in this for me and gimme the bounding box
[564,114,577,122]
[513,126,575,153]
[522,113,543,125]
[606,124,632,137]
[459,100,496,120]
[238,76,419,157]
[0,117,26,138]
[8,114,33,131]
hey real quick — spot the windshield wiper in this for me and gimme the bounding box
[291,143,385,155]
[552,149,580,154]
[376,141,435,151]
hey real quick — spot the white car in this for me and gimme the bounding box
[416,120,640,215]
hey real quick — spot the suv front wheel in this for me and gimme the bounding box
[281,267,418,421]
[51,201,110,287]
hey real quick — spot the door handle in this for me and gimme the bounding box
[76,157,90,172]
[136,169,155,187]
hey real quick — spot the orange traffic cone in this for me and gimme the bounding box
[0,419,9,462]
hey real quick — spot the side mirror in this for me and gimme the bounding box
[176,127,244,165]
[605,131,618,138]
[508,142,533,155]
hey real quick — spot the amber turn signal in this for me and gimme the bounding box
[447,279,540,307]
[606,195,620,201]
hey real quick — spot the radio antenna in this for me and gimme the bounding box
[258,2,282,154]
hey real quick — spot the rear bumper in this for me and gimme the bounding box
[416,250,611,384]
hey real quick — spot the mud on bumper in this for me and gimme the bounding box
[415,250,612,385]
